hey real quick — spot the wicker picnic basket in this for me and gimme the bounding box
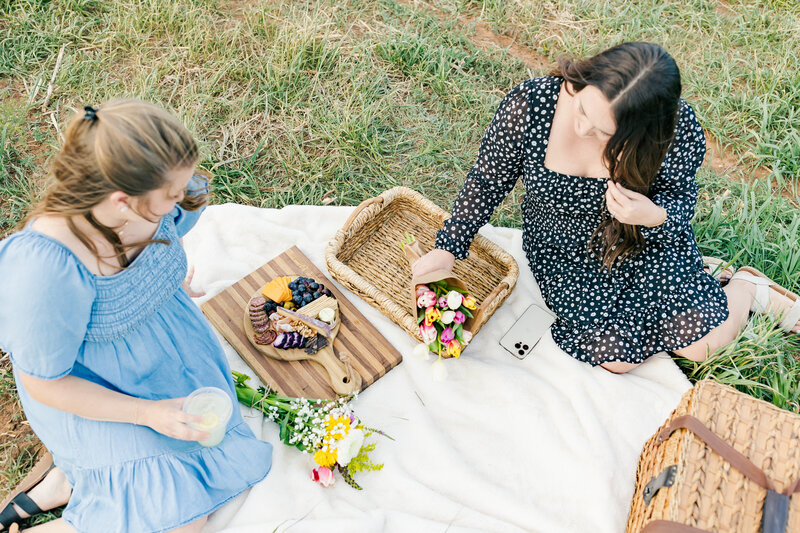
[325,187,519,351]
[626,379,800,533]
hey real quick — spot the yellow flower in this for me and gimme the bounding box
[424,306,442,326]
[447,339,462,358]
[313,445,338,468]
[463,296,477,310]
[325,415,351,440]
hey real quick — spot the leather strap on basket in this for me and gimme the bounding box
[657,415,779,492]
[640,521,710,533]
[643,414,800,533]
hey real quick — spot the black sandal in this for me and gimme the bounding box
[0,493,44,531]
[0,451,54,532]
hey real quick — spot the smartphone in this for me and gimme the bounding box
[499,303,556,359]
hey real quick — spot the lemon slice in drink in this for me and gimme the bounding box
[195,412,220,431]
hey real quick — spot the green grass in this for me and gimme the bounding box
[0,0,798,504]
[686,170,800,412]
[431,0,800,185]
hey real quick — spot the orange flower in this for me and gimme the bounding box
[424,306,442,326]
[447,339,462,358]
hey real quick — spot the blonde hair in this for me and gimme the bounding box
[23,99,208,267]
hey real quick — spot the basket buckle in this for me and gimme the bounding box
[643,465,677,506]
[762,489,789,533]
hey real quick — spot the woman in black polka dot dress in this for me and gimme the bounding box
[412,42,800,372]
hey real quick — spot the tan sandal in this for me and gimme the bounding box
[730,266,800,333]
[0,451,54,531]
[702,256,734,284]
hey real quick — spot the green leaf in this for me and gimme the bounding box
[460,307,474,318]
[279,413,290,442]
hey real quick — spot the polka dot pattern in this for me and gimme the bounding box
[435,76,729,366]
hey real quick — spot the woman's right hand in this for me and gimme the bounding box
[412,248,456,278]
[138,398,210,442]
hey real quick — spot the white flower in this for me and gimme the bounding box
[431,357,448,381]
[335,428,365,466]
[446,291,463,310]
[413,344,432,361]
[462,330,473,343]
[440,310,456,324]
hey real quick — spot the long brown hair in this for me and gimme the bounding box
[552,42,682,269]
[22,99,208,268]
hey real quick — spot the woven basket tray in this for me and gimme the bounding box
[626,380,800,533]
[325,187,519,351]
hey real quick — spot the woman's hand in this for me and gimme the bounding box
[138,398,210,442]
[411,249,456,278]
[605,181,667,227]
[182,265,206,298]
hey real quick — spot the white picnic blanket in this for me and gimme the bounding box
[182,203,692,533]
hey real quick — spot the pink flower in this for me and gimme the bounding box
[417,291,437,308]
[415,285,431,297]
[419,323,437,344]
[453,311,466,324]
[438,296,448,309]
[440,327,455,344]
[311,466,335,487]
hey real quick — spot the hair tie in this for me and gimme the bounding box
[83,105,98,122]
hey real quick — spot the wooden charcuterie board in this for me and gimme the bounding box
[201,246,403,399]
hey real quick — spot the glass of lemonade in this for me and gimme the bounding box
[182,387,233,447]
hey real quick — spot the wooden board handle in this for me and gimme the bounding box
[312,346,363,395]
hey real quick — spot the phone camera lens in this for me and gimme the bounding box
[518,349,525,355]
[515,343,521,348]
[523,344,529,350]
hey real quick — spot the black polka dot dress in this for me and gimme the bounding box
[435,76,730,366]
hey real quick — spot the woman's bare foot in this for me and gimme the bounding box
[1,468,71,530]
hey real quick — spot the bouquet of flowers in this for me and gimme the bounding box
[233,371,389,489]
[414,281,477,358]
[399,232,481,360]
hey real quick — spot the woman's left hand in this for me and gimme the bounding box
[182,265,206,298]
[605,181,667,227]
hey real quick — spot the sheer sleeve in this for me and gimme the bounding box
[435,80,534,259]
[172,173,210,238]
[639,101,705,244]
[0,234,95,379]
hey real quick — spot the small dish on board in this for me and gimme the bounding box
[243,279,362,395]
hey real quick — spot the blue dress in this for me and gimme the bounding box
[0,186,273,532]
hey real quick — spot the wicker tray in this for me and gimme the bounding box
[325,187,519,348]
[626,380,800,532]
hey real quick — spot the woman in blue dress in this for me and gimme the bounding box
[0,100,272,532]
[413,42,800,371]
